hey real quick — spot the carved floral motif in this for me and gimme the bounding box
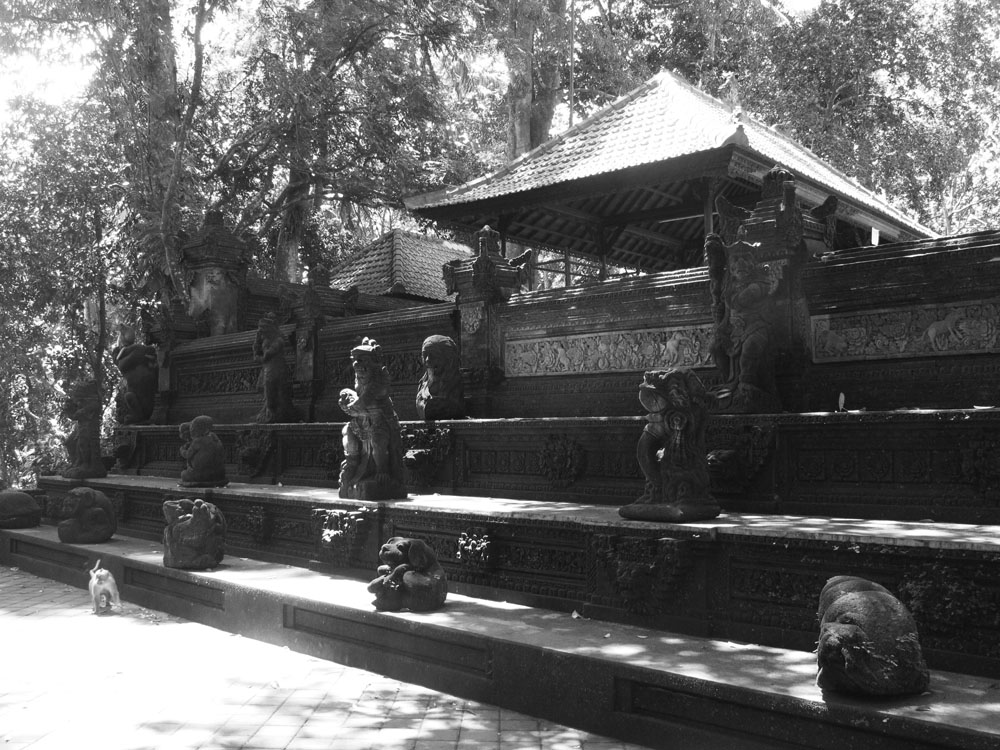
[236,426,274,478]
[401,427,452,487]
[312,507,375,566]
[504,326,713,377]
[593,534,690,615]
[456,531,493,568]
[812,301,1000,363]
[539,435,587,488]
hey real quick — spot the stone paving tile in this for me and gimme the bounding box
[0,565,653,750]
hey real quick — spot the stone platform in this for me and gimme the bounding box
[2,525,997,750]
[34,475,1000,680]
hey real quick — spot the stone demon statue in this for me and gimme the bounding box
[61,380,107,480]
[619,368,720,522]
[338,338,406,500]
[415,334,465,421]
[706,233,782,414]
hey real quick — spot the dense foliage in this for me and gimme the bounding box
[1,0,999,485]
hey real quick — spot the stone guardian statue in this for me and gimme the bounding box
[619,368,720,522]
[415,334,465,421]
[338,338,406,500]
[252,312,299,423]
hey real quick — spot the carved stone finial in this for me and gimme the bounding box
[619,368,720,523]
[476,225,501,255]
[179,212,249,336]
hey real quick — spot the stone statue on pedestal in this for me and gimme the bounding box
[338,338,406,500]
[252,312,299,423]
[415,335,465,421]
[179,415,228,488]
[619,368,720,523]
[61,380,107,480]
[113,325,158,425]
[163,498,226,569]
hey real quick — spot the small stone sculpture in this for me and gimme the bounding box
[57,487,117,544]
[162,498,226,569]
[338,338,406,500]
[112,325,157,425]
[367,536,447,612]
[816,575,930,697]
[88,559,121,614]
[252,312,299,423]
[61,380,107,479]
[179,415,228,488]
[0,489,41,529]
[415,335,465,421]
[619,368,720,523]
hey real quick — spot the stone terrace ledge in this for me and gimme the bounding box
[1,525,997,750]
[48,475,1000,554]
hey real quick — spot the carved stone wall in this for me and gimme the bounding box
[314,304,458,422]
[812,301,1000,363]
[112,409,1000,524]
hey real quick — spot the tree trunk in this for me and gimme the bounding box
[506,12,536,160]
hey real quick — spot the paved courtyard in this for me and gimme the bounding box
[0,566,650,750]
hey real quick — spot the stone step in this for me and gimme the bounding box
[33,475,1000,681]
[2,526,996,750]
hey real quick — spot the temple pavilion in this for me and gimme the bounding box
[404,70,935,283]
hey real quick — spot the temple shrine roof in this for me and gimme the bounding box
[327,229,472,302]
[405,71,935,272]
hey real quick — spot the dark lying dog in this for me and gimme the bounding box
[816,575,929,697]
[367,537,447,612]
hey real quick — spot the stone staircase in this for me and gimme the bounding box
[3,521,998,750]
[12,466,1000,749]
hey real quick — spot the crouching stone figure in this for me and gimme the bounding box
[816,575,930,697]
[163,498,226,570]
[367,537,447,612]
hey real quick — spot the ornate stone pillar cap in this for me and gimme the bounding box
[181,212,249,271]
